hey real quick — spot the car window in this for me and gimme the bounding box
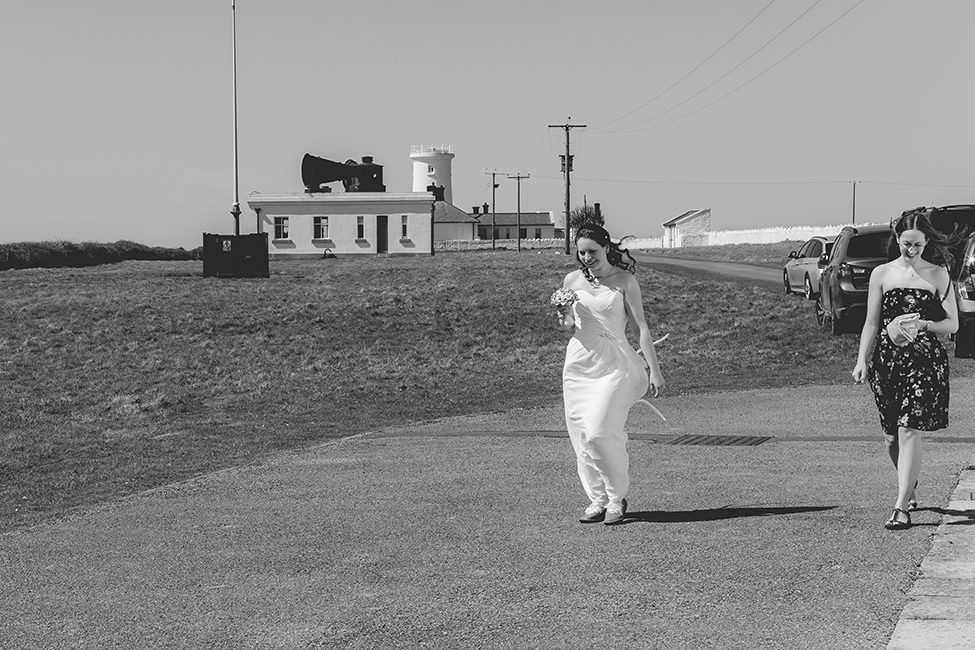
[847,232,890,258]
[809,241,823,258]
[797,241,811,258]
[825,242,834,256]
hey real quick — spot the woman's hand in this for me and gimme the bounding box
[648,371,665,397]
[852,360,868,384]
[886,313,919,346]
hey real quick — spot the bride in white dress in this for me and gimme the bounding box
[555,225,665,526]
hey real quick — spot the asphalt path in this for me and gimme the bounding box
[632,252,783,285]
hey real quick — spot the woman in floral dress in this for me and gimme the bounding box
[852,209,959,530]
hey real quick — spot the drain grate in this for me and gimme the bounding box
[668,434,772,447]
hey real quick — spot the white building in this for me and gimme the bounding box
[246,145,475,258]
[246,191,435,258]
[662,209,711,248]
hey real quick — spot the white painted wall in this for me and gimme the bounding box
[434,222,477,241]
[246,192,434,257]
[706,222,884,245]
[410,145,454,205]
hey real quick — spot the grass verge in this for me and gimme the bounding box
[1,250,969,532]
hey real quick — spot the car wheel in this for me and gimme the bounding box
[803,275,816,301]
[783,271,792,294]
[815,294,831,331]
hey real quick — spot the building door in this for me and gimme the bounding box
[377,215,388,253]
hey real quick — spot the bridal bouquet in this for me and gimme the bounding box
[550,288,578,309]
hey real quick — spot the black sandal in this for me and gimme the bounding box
[885,508,911,530]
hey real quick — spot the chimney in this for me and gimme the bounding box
[361,156,373,164]
[594,203,601,220]
[426,184,445,202]
[483,202,489,214]
[473,206,480,215]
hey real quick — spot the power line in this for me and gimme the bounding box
[530,175,975,189]
[593,0,776,131]
[512,129,551,175]
[597,0,825,133]
[604,0,864,134]
[532,175,850,186]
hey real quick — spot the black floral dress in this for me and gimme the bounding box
[868,287,949,436]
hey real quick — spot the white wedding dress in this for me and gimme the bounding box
[563,287,649,508]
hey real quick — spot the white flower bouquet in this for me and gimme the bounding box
[550,288,578,309]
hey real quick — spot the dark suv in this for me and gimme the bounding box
[816,205,975,337]
[815,224,891,334]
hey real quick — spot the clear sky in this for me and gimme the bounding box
[2,0,972,248]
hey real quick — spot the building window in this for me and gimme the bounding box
[314,216,329,239]
[428,164,435,174]
[274,217,289,240]
[505,228,511,239]
[535,228,542,239]
[357,216,365,239]
[519,228,527,240]
[401,215,408,239]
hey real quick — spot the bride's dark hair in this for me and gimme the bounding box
[575,224,637,282]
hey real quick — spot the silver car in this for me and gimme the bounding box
[784,236,833,300]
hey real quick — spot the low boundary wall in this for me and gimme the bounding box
[432,223,885,253]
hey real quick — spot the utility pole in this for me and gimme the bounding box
[549,119,585,254]
[485,170,506,250]
[852,181,858,225]
[508,173,529,252]
[230,0,241,236]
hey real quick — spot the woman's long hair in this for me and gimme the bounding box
[892,207,964,278]
[574,224,637,281]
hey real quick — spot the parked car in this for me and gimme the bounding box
[815,224,891,334]
[783,236,834,299]
[816,205,975,337]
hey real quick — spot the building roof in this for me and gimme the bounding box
[433,201,480,224]
[662,209,710,227]
[475,212,555,227]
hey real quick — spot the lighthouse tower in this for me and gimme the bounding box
[411,145,454,204]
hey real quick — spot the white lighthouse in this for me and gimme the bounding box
[411,145,454,204]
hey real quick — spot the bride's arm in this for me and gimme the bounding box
[622,274,664,396]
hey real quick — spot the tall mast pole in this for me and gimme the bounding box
[231,1,241,235]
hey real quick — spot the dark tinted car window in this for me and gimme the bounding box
[809,241,823,258]
[846,232,890,259]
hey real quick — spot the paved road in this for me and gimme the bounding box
[3,381,974,649]
[632,252,783,285]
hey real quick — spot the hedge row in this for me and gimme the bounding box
[0,240,203,271]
